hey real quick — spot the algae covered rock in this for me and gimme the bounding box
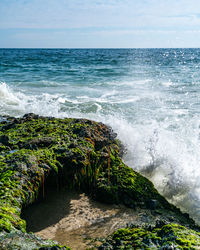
[0,230,68,250]
[99,222,200,249]
[0,113,198,249]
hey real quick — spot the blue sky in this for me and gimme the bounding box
[1,0,200,48]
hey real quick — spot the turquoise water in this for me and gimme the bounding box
[1,48,200,223]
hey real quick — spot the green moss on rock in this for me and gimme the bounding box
[0,230,70,250]
[0,113,198,249]
[100,222,200,249]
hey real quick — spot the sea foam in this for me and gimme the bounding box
[0,82,67,117]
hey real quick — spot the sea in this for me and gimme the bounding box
[1,48,200,224]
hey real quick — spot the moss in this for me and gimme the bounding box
[101,223,200,249]
[0,113,198,249]
[0,230,70,249]
[94,157,167,208]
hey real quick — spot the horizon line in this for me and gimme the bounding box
[0,47,200,49]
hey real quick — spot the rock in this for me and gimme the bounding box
[23,137,56,149]
[0,231,69,250]
[146,199,159,210]
[23,113,39,120]
[39,247,67,250]
[123,193,135,208]
[98,242,113,249]
[0,114,199,249]
[101,223,200,249]
[0,135,10,146]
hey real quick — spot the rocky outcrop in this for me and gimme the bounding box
[99,222,200,249]
[0,113,199,249]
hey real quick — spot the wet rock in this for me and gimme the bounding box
[24,137,56,149]
[0,231,69,250]
[0,135,10,146]
[100,223,200,249]
[98,242,113,249]
[23,113,40,120]
[95,138,108,150]
[156,219,169,228]
[39,247,67,250]
[1,122,16,131]
[123,194,135,208]
[0,113,199,249]
[146,199,159,210]
[0,143,10,152]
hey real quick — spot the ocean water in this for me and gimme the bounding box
[1,48,200,224]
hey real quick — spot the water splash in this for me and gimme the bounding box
[0,82,20,105]
[0,82,67,117]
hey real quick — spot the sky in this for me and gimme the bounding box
[1,0,200,48]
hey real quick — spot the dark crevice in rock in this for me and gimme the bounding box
[21,187,74,233]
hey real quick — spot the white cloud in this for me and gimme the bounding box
[1,0,200,47]
[1,0,200,29]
